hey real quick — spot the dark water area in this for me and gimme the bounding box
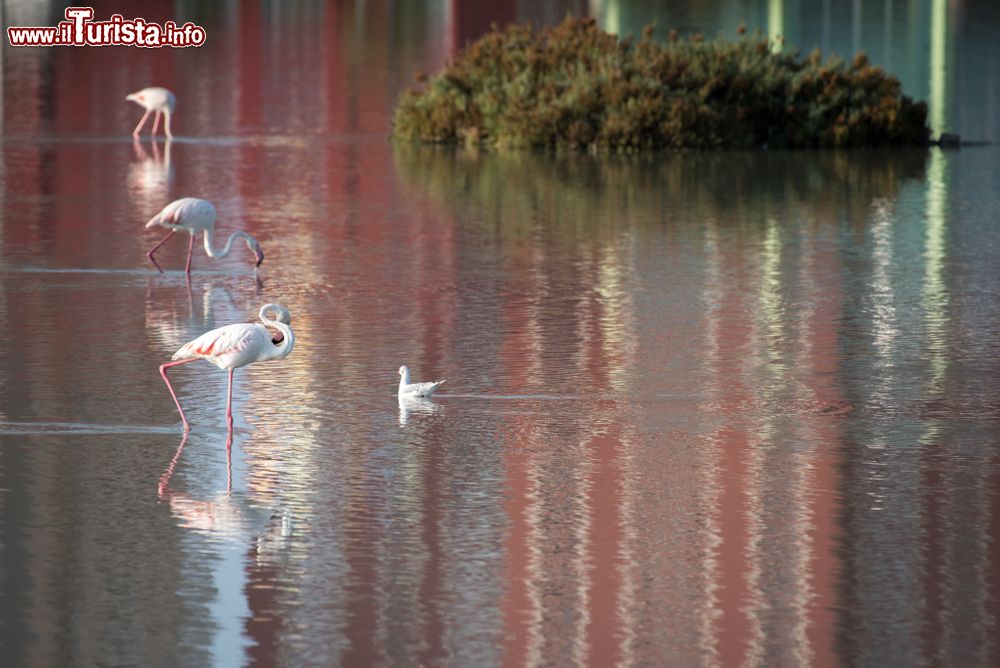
[2,1,1000,666]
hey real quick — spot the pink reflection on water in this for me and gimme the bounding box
[3,2,1000,667]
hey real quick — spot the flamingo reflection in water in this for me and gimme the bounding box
[158,432,292,558]
[128,136,173,200]
[159,304,295,432]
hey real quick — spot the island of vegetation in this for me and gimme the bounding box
[392,17,930,150]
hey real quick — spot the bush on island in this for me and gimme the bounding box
[392,18,930,149]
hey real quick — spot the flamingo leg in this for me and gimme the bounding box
[151,110,162,136]
[184,232,195,274]
[147,229,175,273]
[159,358,198,431]
[226,368,235,428]
[133,108,152,136]
[164,110,173,140]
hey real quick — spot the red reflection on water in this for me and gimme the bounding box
[238,1,264,132]
[4,2,1000,667]
[583,430,624,668]
[710,261,755,666]
[800,229,844,668]
[498,256,541,668]
[452,0,517,50]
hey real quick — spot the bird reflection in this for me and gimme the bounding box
[157,432,292,560]
[128,136,173,201]
[398,395,442,426]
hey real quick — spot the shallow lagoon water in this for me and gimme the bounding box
[2,2,1000,666]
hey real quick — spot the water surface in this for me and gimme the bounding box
[2,1,1000,666]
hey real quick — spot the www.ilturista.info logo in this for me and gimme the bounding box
[7,7,206,47]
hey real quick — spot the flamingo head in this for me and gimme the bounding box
[398,365,408,376]
[253,242,265,267]
[261,304,290,345]
[126,91,144,105]
[270,304,292,324]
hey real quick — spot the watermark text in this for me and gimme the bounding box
[7,7,206,48]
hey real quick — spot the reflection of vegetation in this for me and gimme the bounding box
[395,144,927,235]
[393,18,929,149]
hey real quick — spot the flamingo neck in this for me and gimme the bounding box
[258,304,294,360]
[399,368,410,390]
[203,227,258,260]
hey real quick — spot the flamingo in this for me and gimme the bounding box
[126,87,176,138]
[145,197,265,274]
[398,365,445,398]
[159,304,295,431]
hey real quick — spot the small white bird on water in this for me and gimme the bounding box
[398,365,445,398]
[126,87,176,138]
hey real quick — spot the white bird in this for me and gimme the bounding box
[145,197,265,274]
[397,365,445,398]
[126,87,176,138]
[159,304,295,430]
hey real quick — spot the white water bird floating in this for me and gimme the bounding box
[126,86,175,138]
[159,304,295,431]
[145,197,265,274]
[397,365,445,398]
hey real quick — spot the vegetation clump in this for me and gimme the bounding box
[392,18,929,149]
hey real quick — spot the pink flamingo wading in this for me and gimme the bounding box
[126,87,175,138]
[159,303,295,431]
[145,197,265,274]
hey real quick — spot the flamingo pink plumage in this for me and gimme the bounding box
[159,304,295,431]
[126,87,176,138]
[145,197,265,274]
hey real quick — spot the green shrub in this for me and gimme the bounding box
[392,18,929,149]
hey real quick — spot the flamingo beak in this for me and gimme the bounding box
[254,244,265,267]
